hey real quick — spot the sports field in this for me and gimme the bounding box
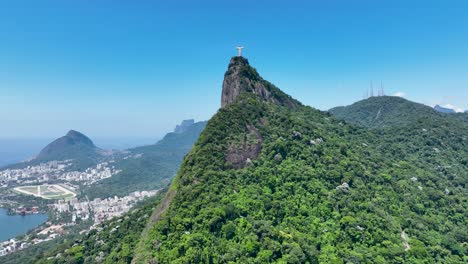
[14,184,76,199]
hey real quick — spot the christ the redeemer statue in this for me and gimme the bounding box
[236,46,244,57]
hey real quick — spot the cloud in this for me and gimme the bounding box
[393,91,406,97]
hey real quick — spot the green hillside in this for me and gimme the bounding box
[328,96,466,128]
[329,96,467,190]
[82,121,207,199]
[131,59,467,263]
[329,96,468,128]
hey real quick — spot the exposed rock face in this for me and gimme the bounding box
[310,138,323,146]
[401,230,411,251]
[292,131,302,139]
[434,104,455,114]
[274,153,283,162]
[226,124,263,169]
[221,57,299,108]
[174,119,195,134]
[336,182,350,193]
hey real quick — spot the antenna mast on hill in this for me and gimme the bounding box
[370,81,374,97]
[379,80,384,96]
[236,46,244,57]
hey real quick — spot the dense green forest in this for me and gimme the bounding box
[25,58,468,263]
[133,61,467,263]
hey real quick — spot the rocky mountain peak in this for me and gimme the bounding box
[174,119,195,134]
[220,56,299,108]
[64,130,95,146]
[434,104,456,114]
[36,130,96,161]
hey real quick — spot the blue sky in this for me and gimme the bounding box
[1,0,467,139]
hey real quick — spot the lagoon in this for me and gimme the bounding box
[0,208,47,241]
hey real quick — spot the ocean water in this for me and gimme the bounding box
[0,138,52,167]
[0,208,48,241]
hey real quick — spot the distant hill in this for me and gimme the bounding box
[3,130,101,170]
[174,119,195,134]
[36,130,98,161]
[329,96,467,128]
[434,104,456,113]
[329,96,468,128]
[82,120,207,199]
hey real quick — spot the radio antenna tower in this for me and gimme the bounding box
[380,80,385,96]
[370,81,374,97]
[378,81,381,96]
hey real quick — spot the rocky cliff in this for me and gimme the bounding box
[434,104,456,114]
[221,56,300,108]
[174,119,195,134]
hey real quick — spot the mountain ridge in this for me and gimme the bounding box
[329,96,462,128]
[329,96,468,129]
[82,120,207,199]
